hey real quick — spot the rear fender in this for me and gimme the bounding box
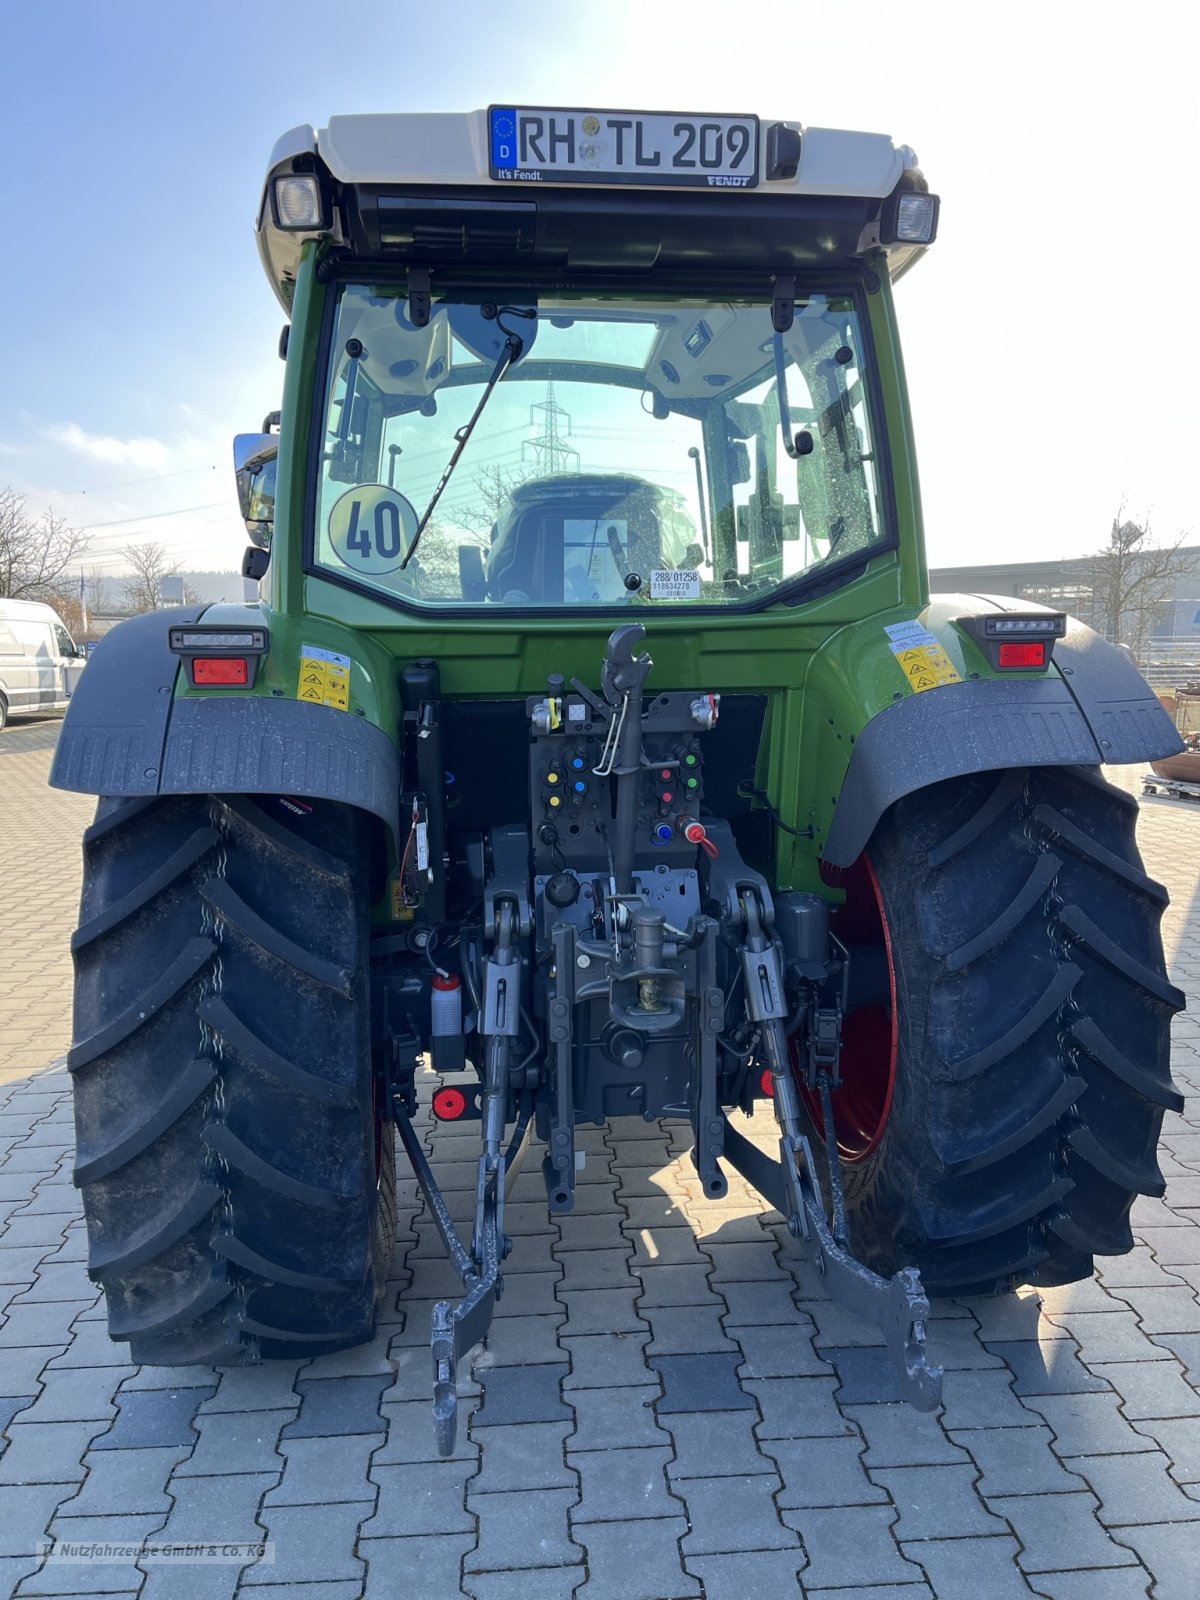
[813,596,1181,869]
[49,605,402,845]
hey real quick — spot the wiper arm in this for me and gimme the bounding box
[402,318,529,570]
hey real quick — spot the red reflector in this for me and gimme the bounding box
[194,657,249,685]
[998,642,1046,668]
[759,1068,775,1097]
[433,1087,468,1121]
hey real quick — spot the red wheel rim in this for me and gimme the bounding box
[795,854,898,1164]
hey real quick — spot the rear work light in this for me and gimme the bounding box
[956,611,1065,673]
[169,624,269,688]
[272,173,326,230]
[880,188,940,246]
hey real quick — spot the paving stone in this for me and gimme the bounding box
[562,1332,652,1390]
[552,1214,630,1253]
[1068,1447,1200,1526]
[0,1420,107,1485]
[937,1369,1036,1431]
[558,1288,646,1337]
[571,1516,699,1599]
[1107,1283,1200,1333]
[26,1510,165,1594]
[703,1242,782,1283]
[116,1362,220,1392]
[987,1337,1113,1395]
[0,1394,37,1441]
[624,1222,710,1260]
[780,1505,922,1590]
[195,1362,303,1413]
[363,1531,479,1598]
[716,1279,808,1327]
[466,1486,580,1571]
[0,1213,68,1246]
[0,1345,63,1395]
[806,1588,933,1600]
[380,1401,483,1465]
[845,1401,969,1468]
[0,1483,81,1556]
[644,1304,738,1356]
[954,1291,1058,1342]
[1150,1331,1200,1381]
[1136,1225,1200,1265]
[55,1444,192,1517]
[948,1423,1087,1495]
[469,1420,575,1493]
[903,1535,1042,1600]
[157,1471,278,1544]
[570,1444,680,1522]
[472,1363,571,1428]
[1028,1570,1154,1600]
[675,1471,797,1553]
[174,1409,291,1477]
[748,1376,852,1439]
[1130,1416,1200,1484]
[1105,1521,1200,1600]
[360,1459,475,1536]
[493,1271,563,1319]
[92,1386,215,1450]
[869,1462,1009,1540]
[382,1343,481,1404]
[567,1386,669,1452]
[819,1345,919,1404]
[764,1434,889,1509]
[16,1260,98,1303]
[242,1500,372,1586]
[297,1340,398,1379]
[683,1549,809,1599]
[239,1586,364,1600]
[620,1196,694,1231]
[990,1490,1139,1573]
[463,1569,587,1600]
[1036,1277,1132,1315]
[1087,1359,1200,1419]
[7,1364,126,1424]
[633,1264,716,1307]
[282,1374,389,1437]
[729,1322,831,1380]
[652,1352,754,1413]
[661,1410,774,1480]
[1024,1391,1157,1458]
[476,1314,566,1368]
[1041,1310,1176,1366]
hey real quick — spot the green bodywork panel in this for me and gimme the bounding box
[181,244,1041,897]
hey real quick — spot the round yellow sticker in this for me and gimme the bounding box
[328,486,418,576]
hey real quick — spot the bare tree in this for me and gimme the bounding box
[453,464,531,534]
[121,541,180,613]
[1084,509,1195,659]
[0,486,89,599]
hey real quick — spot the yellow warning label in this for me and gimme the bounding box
[884,620,962,694]
[894,643,962,693]
[297,644,353,711]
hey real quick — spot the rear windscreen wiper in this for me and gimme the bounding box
[402,308,534,569]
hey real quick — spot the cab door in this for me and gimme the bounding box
[52,622,85,703]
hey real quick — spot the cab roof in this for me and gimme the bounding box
[257,110,935,312]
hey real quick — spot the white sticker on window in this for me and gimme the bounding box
[650,569,701,601]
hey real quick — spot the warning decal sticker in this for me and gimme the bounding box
[298,644,352,711]
[884,620,962,694]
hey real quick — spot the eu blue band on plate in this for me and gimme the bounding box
[490,109,517,169]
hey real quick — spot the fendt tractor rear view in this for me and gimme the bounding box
[53,106,1186,1452]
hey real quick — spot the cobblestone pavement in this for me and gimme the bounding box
[3,717,1200,1599]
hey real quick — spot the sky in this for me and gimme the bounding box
[1,0,1195,581]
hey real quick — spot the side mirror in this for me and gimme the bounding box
[233,433,278,548]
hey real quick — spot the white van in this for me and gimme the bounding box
[0,598,87,731]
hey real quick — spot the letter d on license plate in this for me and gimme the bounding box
[489,106,759,188]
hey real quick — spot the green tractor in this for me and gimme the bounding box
[53,106,1185,1451]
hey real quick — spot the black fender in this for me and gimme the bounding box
[824,619,1182,868]
[49,609,401,842]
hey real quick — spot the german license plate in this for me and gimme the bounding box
[488,106,759,189]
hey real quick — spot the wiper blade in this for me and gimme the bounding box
[402,319,529,570]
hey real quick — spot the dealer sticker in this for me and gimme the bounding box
[650,569,702,601]
[298,644,352,711]
[884,620,961,694]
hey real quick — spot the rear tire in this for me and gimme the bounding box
[69,793,396,1363]
[818,766,1184,1296]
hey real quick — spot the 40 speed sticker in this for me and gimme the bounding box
[328,485,418,575]
[884,619,961,694]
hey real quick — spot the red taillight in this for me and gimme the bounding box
[193,657,249,685]
[998,642,1046,669]
[759,1068,775,1097]
[432,1087,468,1121]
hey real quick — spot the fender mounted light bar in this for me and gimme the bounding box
[168,625,270,689]
[956,612,1066,673]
